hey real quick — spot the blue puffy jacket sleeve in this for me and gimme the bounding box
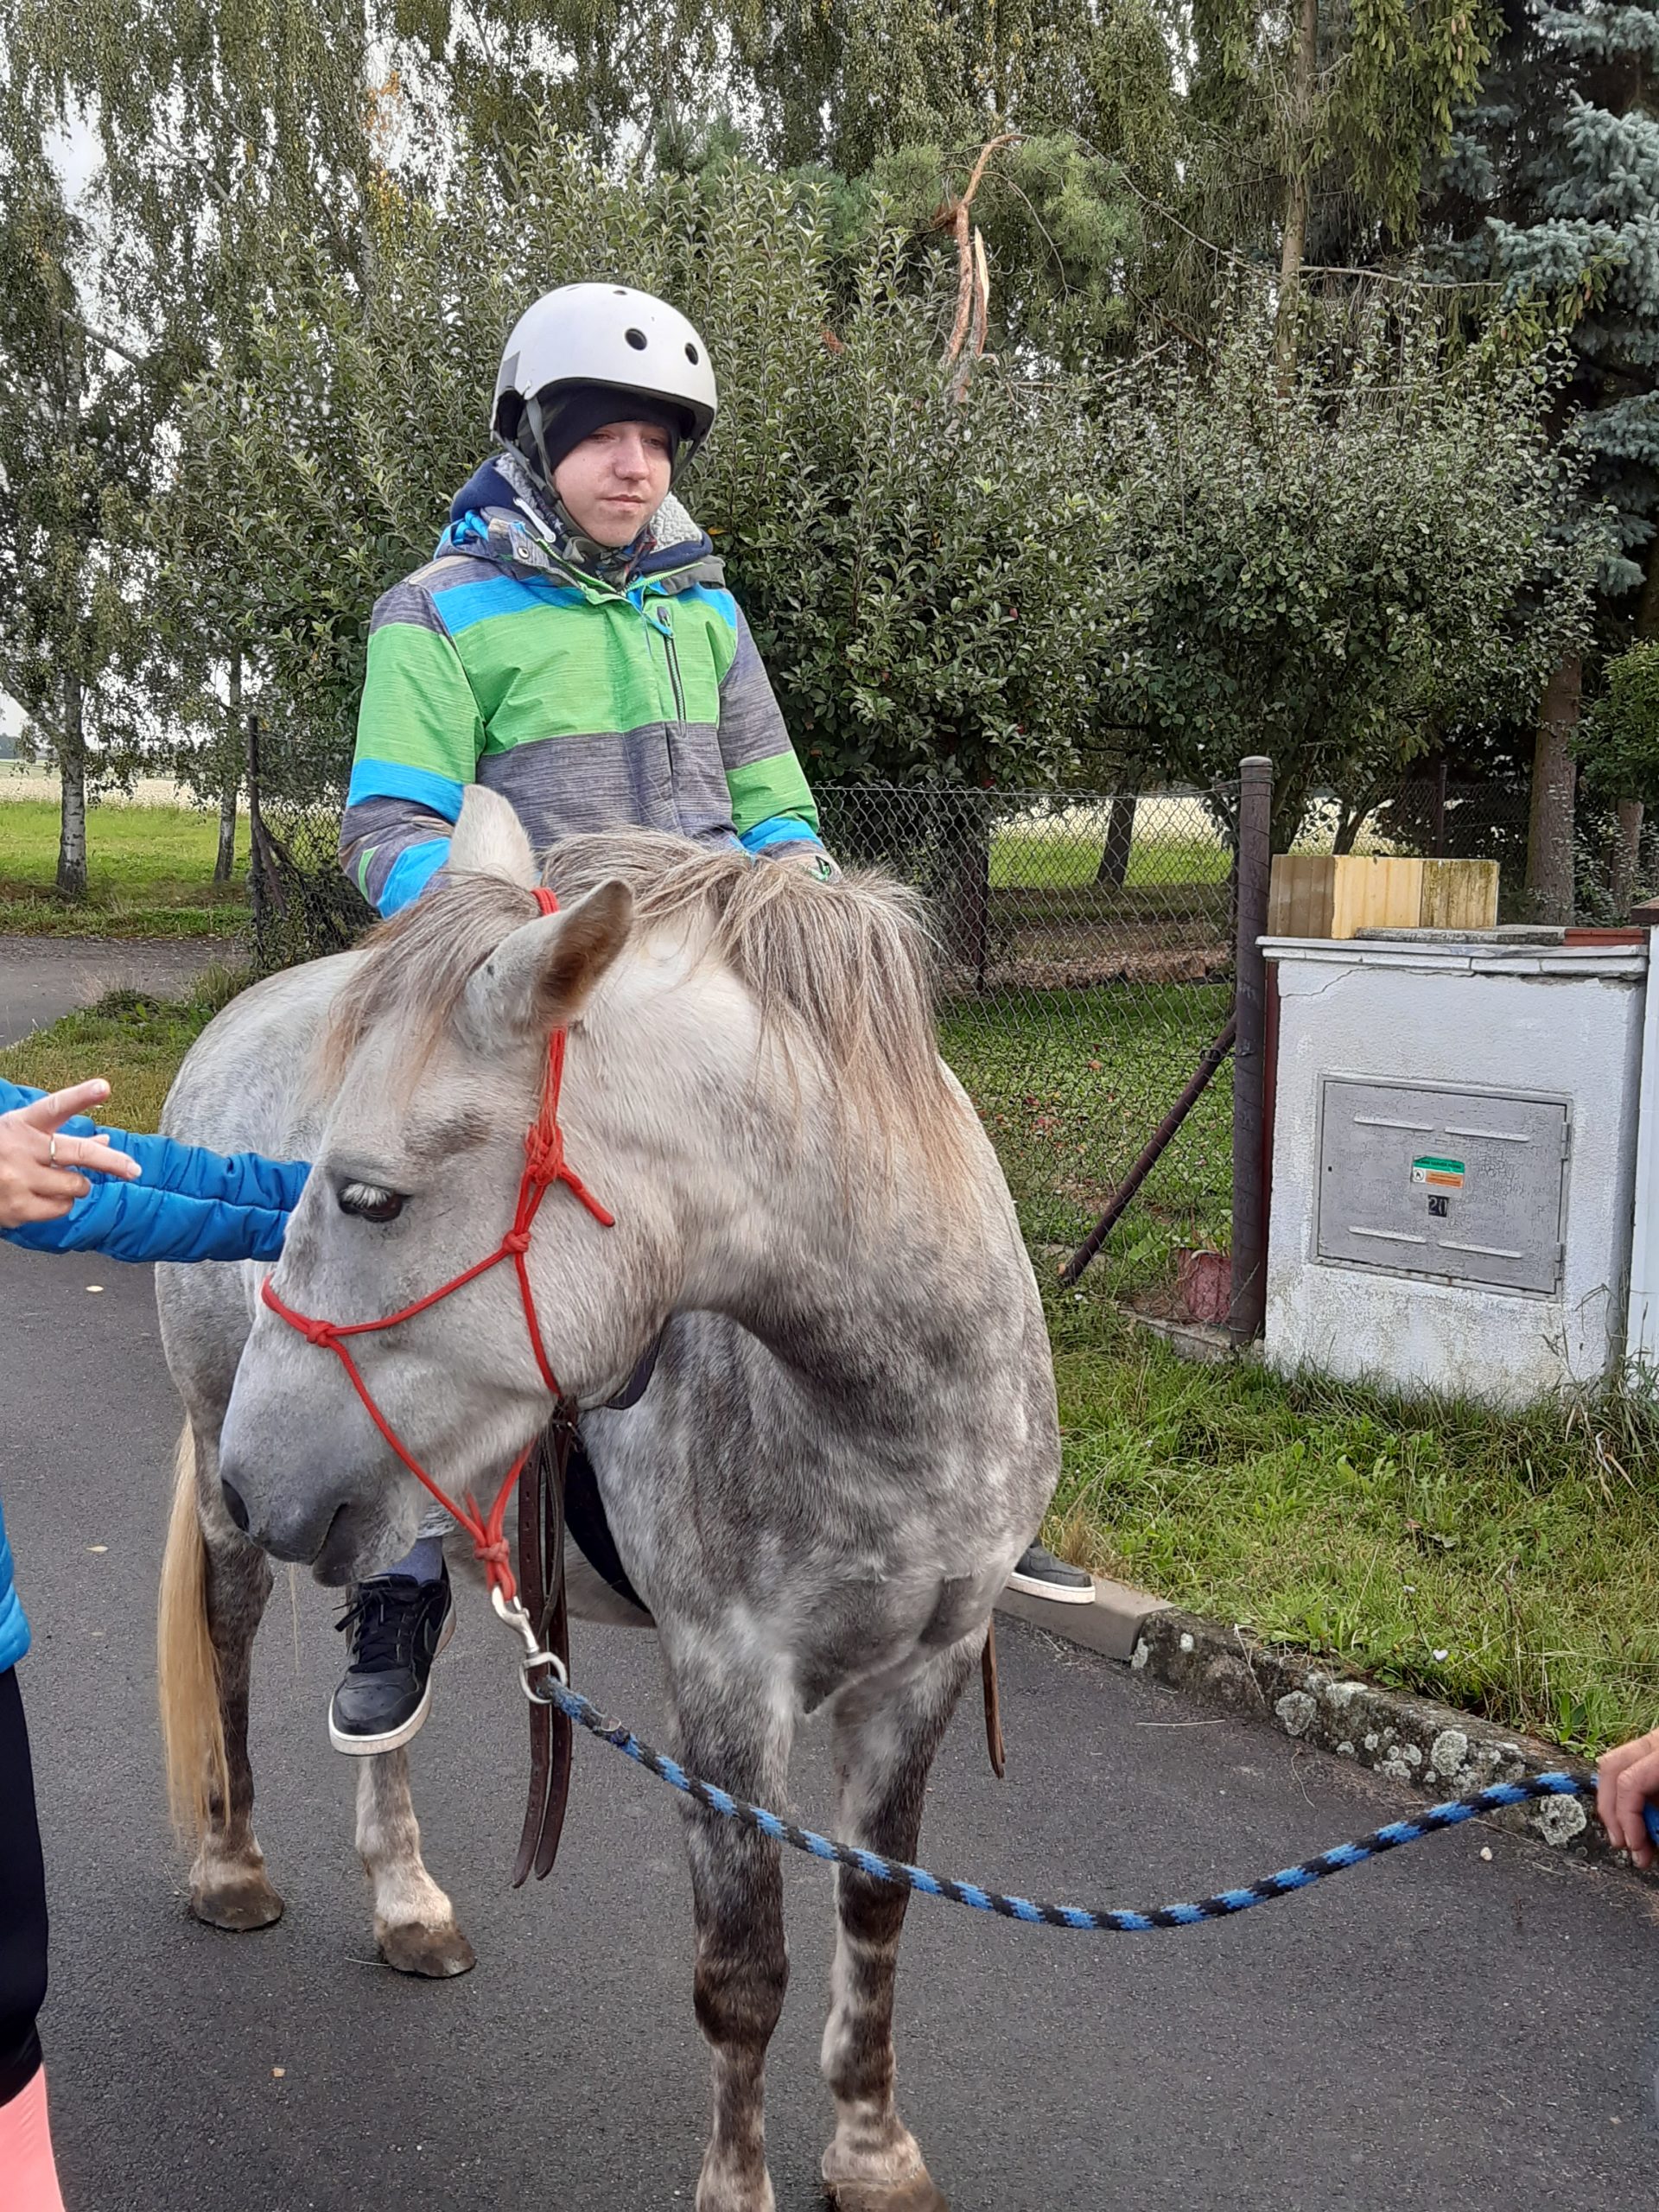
[0,1079,309,1265]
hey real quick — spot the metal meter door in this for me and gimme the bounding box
[1316,1078,1568,1294]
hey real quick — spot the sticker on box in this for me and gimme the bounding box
[1411,1155,1465,1189]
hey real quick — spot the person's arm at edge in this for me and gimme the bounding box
[1,1078,308,1265]
[340,574,486,916]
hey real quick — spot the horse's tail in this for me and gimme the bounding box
[157,1422,226,1839]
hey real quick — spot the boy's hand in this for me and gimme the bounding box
[761,842,842,883]
[0,1080,142,1229]
[1597,1728,1659,1869]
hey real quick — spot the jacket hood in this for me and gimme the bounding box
[448,454,520,524]
[441,448,715,586]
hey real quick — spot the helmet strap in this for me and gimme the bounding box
[518,390,559,494]
[494,441,654,586]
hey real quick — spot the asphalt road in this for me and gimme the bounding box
[3,1245,1659,2212]
[0,934,232,1048]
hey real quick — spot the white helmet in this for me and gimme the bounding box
[492,283,718,461]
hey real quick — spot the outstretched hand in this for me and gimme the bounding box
[0,1080,142,1229]
[1597,1727,1659,1869]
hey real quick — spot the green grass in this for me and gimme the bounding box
[0,971,250,1129]
[942,982,1233,1297]
[1046,1286,1659,1755]
[0,798,249,938]
[990,823,1230,893]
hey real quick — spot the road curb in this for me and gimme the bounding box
[995,1578,1646,1873]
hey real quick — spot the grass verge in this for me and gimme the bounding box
[0,970,250,1130]
[0,799,249,939]
[1046,1285,1659,1757]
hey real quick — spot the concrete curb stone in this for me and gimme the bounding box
[997,1580,1649,1875]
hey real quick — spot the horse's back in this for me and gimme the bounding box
[162,952,359,1158]
[156,952,357,1419]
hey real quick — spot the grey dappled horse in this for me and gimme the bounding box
[155,787,1058,2212]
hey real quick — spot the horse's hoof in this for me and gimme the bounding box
[376,1919,477,1978]
[825,2180,949,2212]
[190,1877,285,1932]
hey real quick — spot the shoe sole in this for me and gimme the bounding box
[1003,1568,1096,1605]
[328,1606,456,1758]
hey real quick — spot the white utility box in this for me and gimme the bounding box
[1264,929,1649,1408]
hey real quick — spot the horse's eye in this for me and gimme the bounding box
[338,1182,406,1224]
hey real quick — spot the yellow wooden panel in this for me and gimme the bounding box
[1420,858,1498,931]
[1329,856,1423,938]
[1268,854,1335,938]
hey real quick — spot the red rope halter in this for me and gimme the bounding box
[261,887,613,1605]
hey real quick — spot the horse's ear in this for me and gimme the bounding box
[448,785,538,887]
[458,880,635,1047]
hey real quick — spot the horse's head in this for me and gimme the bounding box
[218,785,966,1580]
[218,788,667,1579]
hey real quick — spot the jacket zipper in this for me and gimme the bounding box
[649,601,687,722]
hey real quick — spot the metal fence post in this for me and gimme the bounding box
[1230,756,1273,1342]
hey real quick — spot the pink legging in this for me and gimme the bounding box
[1,1668,64,2208]
[0,2066,65,2209]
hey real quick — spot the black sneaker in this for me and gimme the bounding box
[1005,1542,1095,1605]
[328,1567,454,1755]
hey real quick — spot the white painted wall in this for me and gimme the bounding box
[1264,936,1648,1408]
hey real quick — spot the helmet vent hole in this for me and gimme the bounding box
[625,327,648,350]
[685,341,700,364]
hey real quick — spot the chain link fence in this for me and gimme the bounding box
[815,785,1240,1299]
[245,768,1637,1309]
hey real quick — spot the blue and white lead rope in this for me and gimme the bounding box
[530,1675,1649,1931]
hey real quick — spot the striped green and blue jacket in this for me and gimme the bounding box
[340,457,824,914]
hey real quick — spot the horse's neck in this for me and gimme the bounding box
[589,958,1013,1413]
[680,1115,1002,1415]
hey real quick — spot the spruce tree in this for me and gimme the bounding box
[1432,0,1659,916]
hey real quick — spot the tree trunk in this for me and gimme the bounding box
[234,653,276,945]
[944,795,992,992]
[1332,793,1376,855]
[1611,798,1645,916]
[1274,0,1319,385]
[1096,792,1138,887]
[55,672,87,899]
[1523,653,1580,925]
[213,772,238,883]
[1637,533,1659,643]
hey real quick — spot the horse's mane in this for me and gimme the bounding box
[320,831,966,1166]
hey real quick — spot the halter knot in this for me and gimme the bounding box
[473,1532,514,1600]
[299,1316,337,1349]
[502,1228,532,1255]
[525,1128,565,1185]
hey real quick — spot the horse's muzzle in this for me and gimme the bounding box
[218,1402,391,1573]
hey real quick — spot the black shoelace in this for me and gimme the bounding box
[334,1579,425,1671]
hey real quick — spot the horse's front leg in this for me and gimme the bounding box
[355,1747,476,1977]
[671,1651,795,2212]
[820,1636,978,2212]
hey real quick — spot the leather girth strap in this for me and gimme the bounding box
[512,1411,576,1887]
[982,1619,1007,1780]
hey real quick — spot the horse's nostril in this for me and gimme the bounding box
[220,1478,251,1534]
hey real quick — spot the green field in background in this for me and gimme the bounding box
[0,799,249,938]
